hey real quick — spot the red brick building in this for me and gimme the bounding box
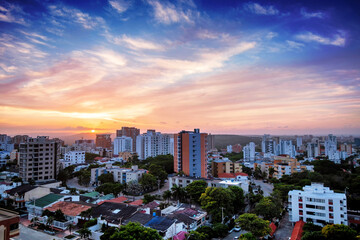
[0,208,20,240]
[96,134,112,149]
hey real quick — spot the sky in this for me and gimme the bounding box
[0,0,360,136]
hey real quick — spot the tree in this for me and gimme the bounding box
[54,209,66,222]
[78,227,91,239]
[100,227,117,240]
[46,216,54,231]
[199,187,235,223]
[187,231,208,240]
[139,173,157,192]
[228,185,245,213]
[96,183,124,196]
[98,173,114,184]
[171,184,186,202]
[125,181,142,195]
[239,233,257,240]
[78,171,91,186]
[11,176,23,183]
[143,194,156,204]
[212,223,229,238]
[254,197,281,220]
[186,180,207,204]
[321,224,357,240]
[301,231,325,240]
[28,178,35,185]
[162,190,172,203]
[67,223,75,235]
[80,208,92,221]
[109,222,162,240]
[148,164,168,184]
[268,167,276,178]
[236,213,271,238]
[31,216,39,226]
[85,152,100,163]
[196,226,214,238]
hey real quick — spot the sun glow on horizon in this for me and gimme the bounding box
[91,130,95,133]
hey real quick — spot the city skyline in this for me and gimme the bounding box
[1,0,360,136]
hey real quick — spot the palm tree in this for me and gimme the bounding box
[67,223,75,235]
[78,227,91,239]
[162,190,172,204]
[171,184,186,202]
[31,216,39,227]
[46,216,54,231]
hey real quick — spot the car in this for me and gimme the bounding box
[234,226,241,232]
[233,237,239,240]
[263,179,268,183]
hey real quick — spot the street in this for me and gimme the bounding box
[253,179,274,196]
[222,230,247,240]
[67,177,95,192]
[13,224,63,240]
[274,212,293,240]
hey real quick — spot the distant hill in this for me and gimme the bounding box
[214,135,261,149]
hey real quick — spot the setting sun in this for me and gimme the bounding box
[91,130,95,133]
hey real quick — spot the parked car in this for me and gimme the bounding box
[234,236,239,240]
[234,226,241,232]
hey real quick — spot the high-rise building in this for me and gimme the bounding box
[325,134,340,163]
[340,143,352,155]
[261,134,276,156]
[96,134,112,149]
[243,142,255,161]
[19,136,61,182]
[60,151,85,168]
[113,136,133,155]
[207,134,215,151]
[116,127,140,152]
[0,134,14,152]
[296,136,303,150]
[174,129,208,178]
[136,130,174,160]
[276,140,296,158]
[288,183,347,226]
[307,143,319,158]
[73,139,95,152]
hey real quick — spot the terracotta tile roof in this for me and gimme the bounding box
[45,201,92,217]
[218,172,248,178]
[290,220,305,240]
[98,196,128,205]
[129,199,143,206]
[142,201,160,210]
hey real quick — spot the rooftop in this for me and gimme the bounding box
[123,212,154,225]
[129,199,143,206]
[27,193,63,208]
[217,172,248,178]
[82,191,100,198]
[0,208,19,221]
[45,201,92,216]
[98,196,127,205]
[145,216,176,232]
[6,184,37,196]
[91,202,137,224]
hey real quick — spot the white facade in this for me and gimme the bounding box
[113,136,133,155]
[276,140,296,158]
[307,143,319,158]
[136,130,174,160]
[90,164,147,184]
[261,134,276,155]
[296,137,303,149]
[288,183,347,226]
[226,145,232,153]
[60,151,85,168]
[243,142,255,161]
[0,134,14,152]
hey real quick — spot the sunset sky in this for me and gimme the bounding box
[0,0,359,136]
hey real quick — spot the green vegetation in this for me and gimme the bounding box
[85,152,100,163]
[95,182,124,196]
[221,152,243,161]
[143,193,156,204]
[254,197,281,220]
[301,223,357,240]
[98,173,114,184]
[187,224,229,239]
[185,180,207,204]
[42,209,67,222]
[102,222,162,240]
[236,213,271,238]
[83,218,97,228]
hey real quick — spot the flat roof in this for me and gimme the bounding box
[0,208,19,221]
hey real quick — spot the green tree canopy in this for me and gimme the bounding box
[96,183,124,196]
[187,231,208,240]
[212,223,229,238]
[239,232,257,240]
[235,213,271,238]
[199,187,235,223]
[185,180,207,204]
[139,173,157,192]
[321,224,357,240]
[109,222,162,240]
[254,197,281,220]
[228,185,245,213]
[301,231,325,240]
[148,164,168,184]
[98,173,115,184]
[143,194,156,204]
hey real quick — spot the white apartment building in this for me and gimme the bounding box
[136,130,174,160]
[288,183,347,226]
[307,143,319,159]
[261,134,276,156]
[243,142,255,161]
[60,151,85,168]
[296,136,303,150]
[90,164,147,184]
[113,136,133,155]
[276,140,296,158]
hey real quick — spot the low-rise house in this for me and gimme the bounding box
[0,182,21,198]
[163,205,207,232]
[145,216,177,239]
[0,208,20,239]
[91,202,138,227]
[45,201,95,224]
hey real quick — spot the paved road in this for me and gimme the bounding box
[14,225,63,240]
[253,179,274,197]
[67,177,95,192]
[223,230,247,240]
[274,212,293,240]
